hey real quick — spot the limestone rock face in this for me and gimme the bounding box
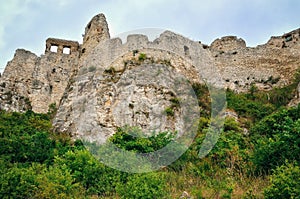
[0,49,38,112]
[0,13,109,113]
[0,47,79,113]
[0,13,299,142]
[53,31,210,142]
[81,13,110,57]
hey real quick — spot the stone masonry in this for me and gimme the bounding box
[0,14,107,113]
[0,13,299,141]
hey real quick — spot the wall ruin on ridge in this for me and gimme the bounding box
[0,14,299,138]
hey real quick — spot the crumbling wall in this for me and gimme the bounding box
[0,45,79,113]
[81,13,110,56]
[210,36,246,52]
[45,38,79,55]
[53,31,213,141]
[0,13,109,113]
[0,49,38,112]
[211,29,300,92]
[0,13,299,118]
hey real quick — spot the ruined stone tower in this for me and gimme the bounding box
[81,13,110,56]
[0,13,110,113]
[0,13,299,141]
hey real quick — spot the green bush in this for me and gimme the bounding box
[110,126,175,153]
[0,163,84,199]
[264,162,300,199]
[0,164,39,198]
[196,118,251,172]
[251,105,300,173]
[0,111,55,164]
[35,165,85,199]
[227,90,276,122]
[55,149,123,196]
[116,172,168,199]
[138,53,147,61]
[192,83,210,117]
[165,107,174,116]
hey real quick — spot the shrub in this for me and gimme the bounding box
[35,165,85,199]
[110,126,175,153]
[192,83,210,117]
[116,172,168,199]
[138,53,147,61]
[0,111,55,164]
[251,105,300,174]
[106,127,181,172]
[196,118,251,172]
[264,162,300,199]
[0,164,40,198]
[227,89,276,122]
[165,107,174,116]
[55,150,122,195]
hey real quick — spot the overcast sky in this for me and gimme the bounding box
[1,0,299,73]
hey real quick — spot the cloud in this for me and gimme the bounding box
[0,1,25,49]
[0,0,78,71]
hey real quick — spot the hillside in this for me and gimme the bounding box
[0,13,299,198]
[0,88,299,198]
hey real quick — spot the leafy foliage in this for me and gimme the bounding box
[138,53,147,61]
[110,126,175,153]
[0,77,299,198]
[116,172,168,199]
[251,105,300,173]
[264,162,300,199]
[54,149,124,196]
[0,164,39,199]
[34,165,85,199]
[227,89,276,121]
[0,111,55,164]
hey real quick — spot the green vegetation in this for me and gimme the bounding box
[164,97,181,117]
[110,127,175,153]
[116,173,167,199]
[264,162,300,199]
[165,106,174,116]
[251,106,300,174]
[0,78,299,198]
[138,53,147,61]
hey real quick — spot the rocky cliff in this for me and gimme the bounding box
[0,13,299,141]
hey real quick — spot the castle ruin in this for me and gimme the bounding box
[0,13,299,139]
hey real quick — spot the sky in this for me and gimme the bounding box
[0,0,299,73]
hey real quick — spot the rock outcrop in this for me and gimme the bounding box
[0,13,299,142]
[0,13,108,113]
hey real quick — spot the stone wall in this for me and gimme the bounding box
[45,38,79,55]
[210,36,246,52]
[81,13,110,56]
[0,13,299,141]
[0,13,109,113]
[0,47,79,113]
[53,31,214,141]
[53,27,300,141]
